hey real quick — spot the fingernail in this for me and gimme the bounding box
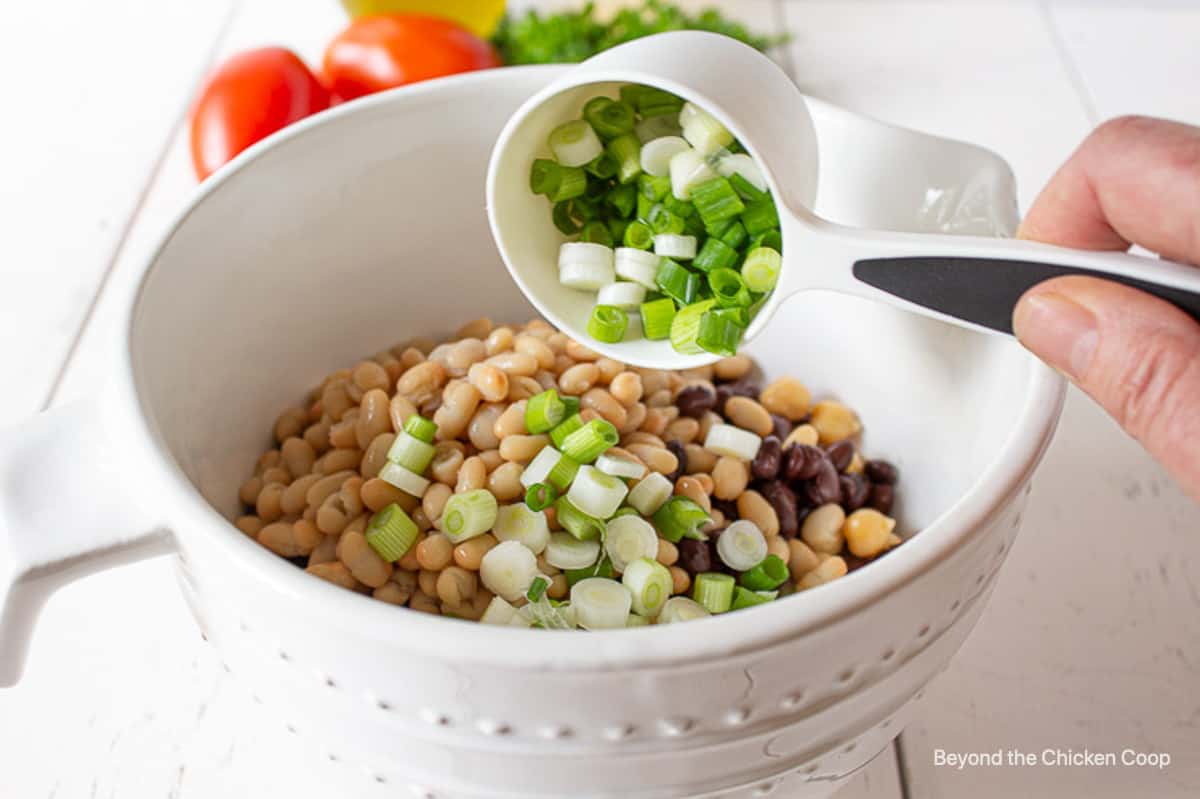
[1013,292,1099,380]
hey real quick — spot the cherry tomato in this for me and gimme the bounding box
[190,47,331,181]
[323,14,501,102]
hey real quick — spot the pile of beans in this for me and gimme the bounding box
[236,317,902,620]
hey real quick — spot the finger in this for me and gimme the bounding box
[1019,115,1200,265]
[1014,275,1200,501]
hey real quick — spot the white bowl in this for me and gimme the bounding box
[0,66,1064,798]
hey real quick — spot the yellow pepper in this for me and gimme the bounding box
[340,0,506,38]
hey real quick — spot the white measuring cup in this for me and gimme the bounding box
[487,31,1200,369]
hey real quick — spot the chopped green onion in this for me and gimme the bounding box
[606,133,642,184]
[690,177,746,228]
[731,586,774,610]
[741,247,782,292]
[595,452,646,480]
[697,308,746,357]
[559,241,615,290]
[561,396,580,416]
[379,461,431,498]
[528,594,575,630]
[554,496,606,542]
[751,229,783,252]
[548,166,588,202]
[662,195,695,218]
[639,135,690,177]
[545,530,602,570]
[655,259,701,306]
[669,149,716,201]
[530,158,560,196]
[718,219,749,249]
[623,221,655,250]
[626,613,651,627]
[549,119,604,167]
[546,452,580,491]
[526,575,550,602]
[403,414,437,444]
[441,489,499,543]
[524,482,558,512]
[638,173,672,201]
[565,555,614,586]
[647,203,685,235]
[615,247,660,287]
[572,577,633,629]
[628,472,674,516]
[704,423,762,461]
[552,200,584,235]
[636,113,683,143]
[607,218,629,242]
[693,572,736,614]
[680,102,734,155]
[587,304,628,343]
[622,557,673,617]
[364,503,419,562]
[633,87,683,118]
[522,445,561,488]
[669,299,717,354]
[583,96,636,140]
[560,419,619,464]
[728,172,766,203]
[480,595,519,625]
[739,554,789,591]
[580,221,613,246]
[652,495,711,543]
[494,502,550,554]
[708,268,751,308]
[567,464,629,518]
[693,237,739,273]
[716,520,769,572]
[683,212,707,239]
[386,432,436,474]
[636,192,654,223]
[597,281,646,310]
[654,233,697,260]
[605,515,659,572]
[479,539,539,602]
[657,596,711,624]
[640,297,677,340]
[585,152,618,180]
[742,198,779,235]
[549,414,584,449]
[525,389,568,434]
[607,182,637,218]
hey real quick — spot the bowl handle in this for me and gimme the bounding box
[0,401,174,686]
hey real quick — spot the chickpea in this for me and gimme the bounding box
[656,539,679,567]
[846,452,865,475]
[547,574,569,600]
[669,566,691,595]
[783,424,819,448]
[759,377,812,421]
[810,400,862,444]
[843,509,897,558]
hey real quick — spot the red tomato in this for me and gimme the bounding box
[323,14,501,101]
[190,47,331,180]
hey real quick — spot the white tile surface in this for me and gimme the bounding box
[0,0,235,420]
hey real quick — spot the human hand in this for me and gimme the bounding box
[1014,115,1200,501]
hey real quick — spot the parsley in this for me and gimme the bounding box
[491,1,785,65]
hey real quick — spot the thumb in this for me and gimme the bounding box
[1013,275,1200,501]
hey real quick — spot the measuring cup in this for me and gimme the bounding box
[486,31,1200,369]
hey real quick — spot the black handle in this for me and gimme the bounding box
[852,256,1200,334]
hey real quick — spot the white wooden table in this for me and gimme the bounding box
[2,1,1198,796]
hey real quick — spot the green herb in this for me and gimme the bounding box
[492,1,785,66]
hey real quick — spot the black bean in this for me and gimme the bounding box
[727,378,761,399]
[825,440,855,472]
[804,458,842,506]
[840,473,870,512]
[286,555,309,568]
[665,439,687,482]
[677,538,713,574]
[869,483,895,514]
[676,385,717,418]
[770,413,792,441]
[759,479,799,538]
[843,552,872,573]
[865,459,899,485]
[751,435,783,480]
[710,497,738,520]
[784,444,824,481]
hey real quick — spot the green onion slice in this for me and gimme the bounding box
[690,176,746,228]
[741,247,782,293]
[652,495,711,543]
[640,297,677,341]
[526,575,550,603]
[549,413,585,449]
[364,503,419,562]
[669,299,717,355]
[622,557,673,618]
[584,97,637,140]
[708,267,751,308]
[554,496,606,542]
[566,464,628,519]
[587,304,628,344]
[731,585,774,610]
[693,236,739,274]
[560,418,619,464]
[739,554,789,591]
[386,432,436,474]
[693,572,736,614]
[403,414,437,444]
[697,308,746,357]
[525,482,558,512]
[525,389,568,434]
[742,197,780,235]
[441,489,499,544]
